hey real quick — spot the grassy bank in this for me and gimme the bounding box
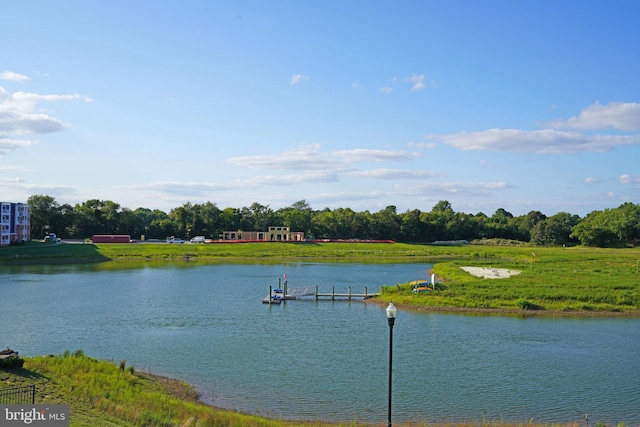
[1,241,639,314]
[0,351,606,427]
[377,245,640,315]
[1,351,358,426]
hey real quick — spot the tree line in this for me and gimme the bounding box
[27,195,640,247]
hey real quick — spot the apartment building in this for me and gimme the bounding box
[0,202,30,246]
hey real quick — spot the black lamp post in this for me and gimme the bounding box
[386,302,397,427]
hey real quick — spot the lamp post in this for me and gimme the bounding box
[386,302,397,427]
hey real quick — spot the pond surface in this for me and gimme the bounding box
[1,262,639,425]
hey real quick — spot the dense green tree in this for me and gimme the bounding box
[570,210,617,246]
[398,209,426,241]
[531,212,579,246]
[240,203,275,231]
[219,207,242,233]
[25,193,640,247]
[27,194,61,238]
[369,206,400,240]
[277,200,314,236]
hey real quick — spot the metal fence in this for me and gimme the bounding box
[0,384,35,404]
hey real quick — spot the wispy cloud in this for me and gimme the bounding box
[333,148,420,162]
[379,86,393,94]
[397,181,509,196]
[0,177,77,196]
[427,102,640,154]
[0,71,30,82]
[548,101,640,131]
[227,144,337,170]
[428,129,640,154]
[584,177,599,184]
[228,144,421,170]
[620,174,640,184]
[348,168,443,179]
[0,137,36,151]
[0,165,28,171]
[406,73,425,91]
[290,74,309,85]
[0,87,92,138]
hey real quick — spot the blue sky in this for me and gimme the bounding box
[2,1,640,216]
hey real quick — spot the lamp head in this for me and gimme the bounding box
[386,302,397,319]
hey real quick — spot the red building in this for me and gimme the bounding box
[92,234,132,243]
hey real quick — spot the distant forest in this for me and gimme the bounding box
[27,195,640,247]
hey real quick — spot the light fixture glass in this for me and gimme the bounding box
[386,302,397,319]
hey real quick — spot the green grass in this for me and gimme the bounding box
[0,351,621,427]
[378,246,640,314]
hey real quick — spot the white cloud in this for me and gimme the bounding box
[0,137,36,151]
[397,181,509,196]
[0,88,91,137]
[0,165,27,171]
[0,177,76,197]
[348,169,443,179]
[379,87,393,93]
[620,174,640,184]
[333,148,420,162]
[406,73,425,91]
[0,112,66,134]
[311,190,386,204]
[290,74,309,85]
[0,71,30,82]
[227,144,338,170]
[0,177,25,184]
[408,140,436,149]
[548,101,640,131]
[584,177,598,184]
[428,128,640,154]
[228,144,420,171]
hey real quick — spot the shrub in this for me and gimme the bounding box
[516,298,542,310]
[0,355,25,370]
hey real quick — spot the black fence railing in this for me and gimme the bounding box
[0,384,36,404]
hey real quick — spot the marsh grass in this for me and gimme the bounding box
[381,246,640,314]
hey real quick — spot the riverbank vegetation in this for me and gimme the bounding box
[1,351,352,426]
[28,195,640,247]
[379,244,640,314]
[1,241,639,315]
[0,351,624,427]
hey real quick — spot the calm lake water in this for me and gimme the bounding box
[1,261,639,425]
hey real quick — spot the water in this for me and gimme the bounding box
[1,262,639,425]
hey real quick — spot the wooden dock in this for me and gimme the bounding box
[314,286,379,300]
[263,281,380,304]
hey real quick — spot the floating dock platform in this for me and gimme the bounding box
[263,280,380,304]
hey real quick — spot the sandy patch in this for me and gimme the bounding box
[461,266,521,279]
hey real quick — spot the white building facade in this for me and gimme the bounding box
[0,202,30,246]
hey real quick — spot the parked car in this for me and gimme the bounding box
[167,237,185,244]
[190,236,206,243]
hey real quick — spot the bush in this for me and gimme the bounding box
[0,355,25,370]
[516,298,542,310]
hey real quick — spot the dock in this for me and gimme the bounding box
[263,280,380,304]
